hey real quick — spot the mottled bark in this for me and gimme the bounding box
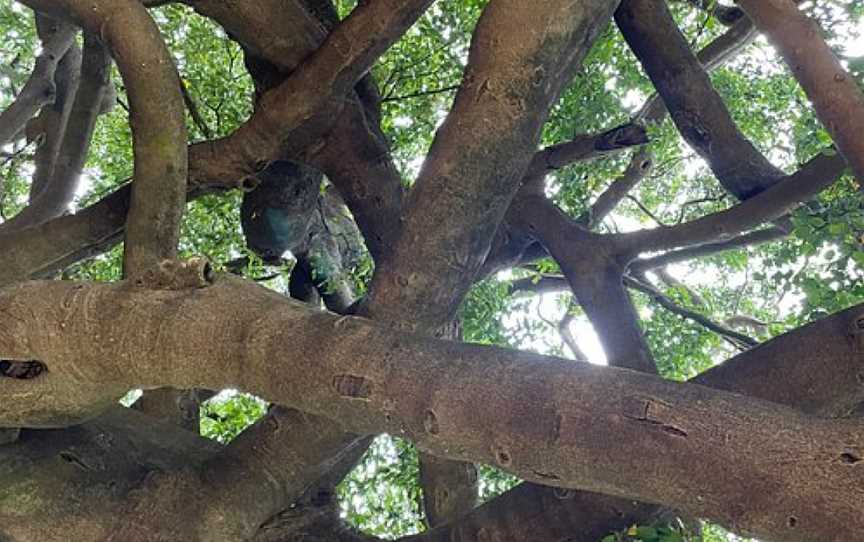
[1,277,863,539]
[365,0,623,331]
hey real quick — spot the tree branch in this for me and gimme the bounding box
[736,0,864,185]
[22,0,190,276]
[579,148,653,228]
[365,0,622,330]
[0,16,75,146]
[615,150,847,257]
[5,32,112,231]
[617,0,783,199]
[624,274,758,348]
[1,276,863,540]
[629,226,788,274]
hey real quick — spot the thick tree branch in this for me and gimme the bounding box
[616,0,783,199]
[0,17,75,146]
[637,14,757,124]
[1,276,863,540]
[735,0,864,185]
[187,0,434,189]
[5,32,111,231]
[365,0,622,330]
[22,0,189,276]
[190,0,404,261]
[509,194,656,372]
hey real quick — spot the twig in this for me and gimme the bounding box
[625,274,758,349]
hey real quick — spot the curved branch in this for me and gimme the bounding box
[21,0,189,276]
[624,274,758,347]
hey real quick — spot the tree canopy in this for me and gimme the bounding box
[0,0,863,540]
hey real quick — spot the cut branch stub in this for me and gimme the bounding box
[134,258,214,290]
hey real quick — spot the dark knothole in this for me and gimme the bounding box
[0,360,46,379]
[840,452,861,464]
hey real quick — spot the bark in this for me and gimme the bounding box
[637,15,758,124]
[356,1,626,526]
[1,277,863,539]
[6,33,112,231]
[28,20,82,200]
[186,0,435,190]
[735,0,864,185]
[130,387,207,432]
[365,0,623,331]
[0,406,221,541]
[108,407,363,541]
[5,298,863,542]
[615,150,847,257]
[189,0,404,262]
[509,195,656,373]
[0,17,75,146]
[616,0,784,199]
[22,0,189,276]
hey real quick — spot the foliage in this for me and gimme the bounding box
[200,392,268,444]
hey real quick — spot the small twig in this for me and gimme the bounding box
[180,79,214,140]
[625,273,758,349]
[558,298,589,362]
[381,84,460,103]
[626,194,669,227]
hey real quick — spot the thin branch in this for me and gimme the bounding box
[558,298,590,362]
[626,194,670,227]
[579,147,653,228]
[525,122,648,182]
[380,84,460,103]
[180,78,214,140]
[629,226,788,273]
[624,274,758,348]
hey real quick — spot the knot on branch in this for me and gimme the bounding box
[0,359,46,379]
[136,257,214,290]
